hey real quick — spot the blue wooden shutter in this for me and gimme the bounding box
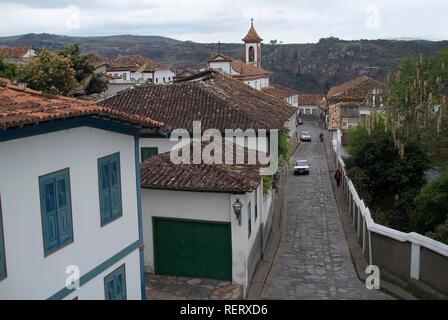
[98,153,122,225]
[110,155,122,219]
[104,265,126,300]
[99,159,112,224]
[104,276,116,300]
[114,267,126,300]
[40,169,73,255]
[40,177,59,252]
[55,172,73,245]
[0,197,6,280]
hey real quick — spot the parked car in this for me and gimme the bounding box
[294,160,310,175]
[300,131,312,141]
[297,118,304,125]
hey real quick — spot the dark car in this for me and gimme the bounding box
[297,118,304,125]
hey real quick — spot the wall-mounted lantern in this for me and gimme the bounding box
[232,198,243,225]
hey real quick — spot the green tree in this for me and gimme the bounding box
[86,73,108,95]
[0,58,17,79]
[385,50,448,164]
[346,119,429,231]
[18,49,77,95]
[278,128,290,161]
[411,173,448,235]
[60,44,94,82]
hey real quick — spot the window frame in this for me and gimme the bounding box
[104,264,127,300]
[140,147,159,162]
[39,168,74,257]
[97,152,123,227]
[0,194,6,281]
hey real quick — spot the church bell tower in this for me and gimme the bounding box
[242,19,263,69]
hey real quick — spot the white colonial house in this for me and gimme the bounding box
[105,55,175,97]
[297,93,326,116]
[139,144,274,295]
[0,46,37,64]
[0,79,161,300]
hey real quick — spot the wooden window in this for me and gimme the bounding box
[141,147,158,162]
[39,169,73,256]
[104,265,127,300]
[98,153,122,226]
[0,195,6,280]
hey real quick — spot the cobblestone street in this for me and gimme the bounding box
[259,120,388,300]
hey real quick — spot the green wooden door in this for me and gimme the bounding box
[154,218,232,281]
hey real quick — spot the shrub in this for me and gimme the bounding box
[411,173,448,234]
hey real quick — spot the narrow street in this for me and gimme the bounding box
[259,120,387,299]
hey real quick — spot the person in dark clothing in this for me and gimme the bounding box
[335,169,342,187]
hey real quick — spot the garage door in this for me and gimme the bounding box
[153,218,232,281]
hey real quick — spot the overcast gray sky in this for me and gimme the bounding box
[0,0,447,43]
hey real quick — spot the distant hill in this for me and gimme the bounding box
[1,33,448,93]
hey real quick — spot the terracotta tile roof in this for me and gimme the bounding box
[175,68,199,78]
[141,141,261,193]
[297,93,326,106]
[0,80,162,130]
[0,46,31,59]
[98,70,295,133]
[86,53,110,68]
[327,75,385,103]
[208,53,233,62]
[262,84,299,99]
[108,55,166,73]
[242,25,263,43]
[231,59,271,78]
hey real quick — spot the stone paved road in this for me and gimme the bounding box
[259,120,388,300]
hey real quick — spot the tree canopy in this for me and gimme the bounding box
[18,49,77,95]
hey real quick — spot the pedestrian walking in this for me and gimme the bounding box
[335,169,342,187]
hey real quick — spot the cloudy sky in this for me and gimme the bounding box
[0,0,447,43]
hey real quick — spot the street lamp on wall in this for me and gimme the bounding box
[232,198,243,225]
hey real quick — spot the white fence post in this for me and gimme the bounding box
[410,243,421,280]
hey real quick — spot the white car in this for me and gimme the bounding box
[294,160,310,175]
[300,131,312,142]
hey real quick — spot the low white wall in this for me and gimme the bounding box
[154,69,175,84]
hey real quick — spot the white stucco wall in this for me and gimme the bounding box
[154,69,175,84]
[0,126,141,300]
[298,105,319,116]
[244,77,270,91]
[142,181,264,294]
[245,43,261,67]
[139,135,269,162]
[209,61,232,75]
